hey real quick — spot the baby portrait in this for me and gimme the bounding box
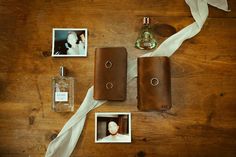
[95,112,131,143]
[52,28,87,57]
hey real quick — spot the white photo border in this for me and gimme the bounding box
[52,28,88,57]
[95,112,131,143]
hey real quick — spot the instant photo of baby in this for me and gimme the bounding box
[95,112,131,143]
[52,28,87,57]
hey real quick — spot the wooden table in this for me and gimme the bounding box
[0,0,236,156]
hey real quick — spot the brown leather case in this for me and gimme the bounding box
[94,47,127,101]
[137,57,171,111]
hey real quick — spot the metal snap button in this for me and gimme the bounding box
[105,60,112,69]
[150,77,159,86]
[105,82,113,89]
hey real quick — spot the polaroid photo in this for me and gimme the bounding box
[52,28,88,57]
[95,112,131,143]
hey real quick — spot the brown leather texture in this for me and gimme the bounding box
[94,47,127,101]
[137,56,172,111]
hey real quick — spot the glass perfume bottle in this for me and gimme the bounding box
[135,17,157,50]
[52,66,74,112]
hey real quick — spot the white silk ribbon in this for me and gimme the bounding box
[45,0,229,156]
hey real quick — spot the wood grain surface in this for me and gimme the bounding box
[0,0,236,157]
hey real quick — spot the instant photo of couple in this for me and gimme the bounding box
[52,28,87,57]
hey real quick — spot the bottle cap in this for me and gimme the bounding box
[59,66,65,76]
[143,17,150,25]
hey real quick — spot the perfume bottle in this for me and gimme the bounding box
[52,66,74,112]
[135,17,157,50]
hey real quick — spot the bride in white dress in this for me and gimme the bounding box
[66,31,85,55]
